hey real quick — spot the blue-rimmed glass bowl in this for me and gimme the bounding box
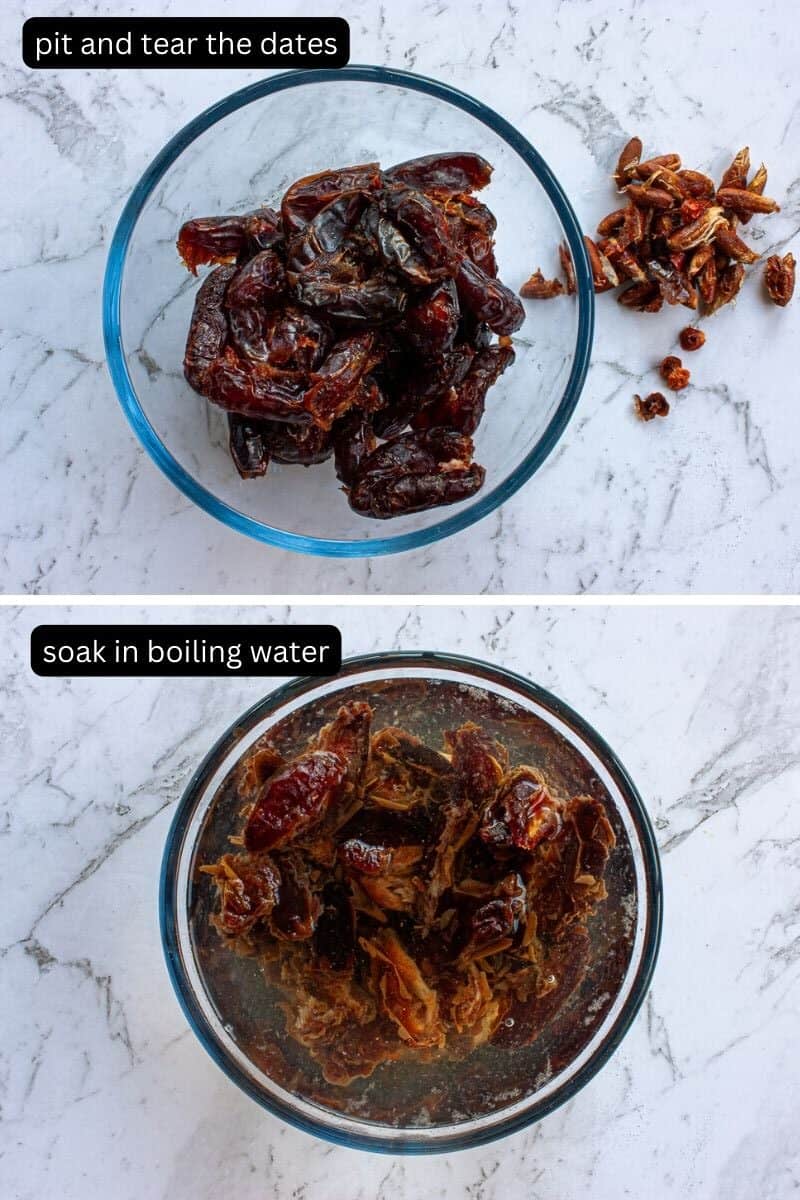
[104,67,594,557]
[160,653,661,1152]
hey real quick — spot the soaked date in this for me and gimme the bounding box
[203,702,615,1086]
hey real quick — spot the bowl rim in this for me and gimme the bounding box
[103,65,595,558]
[159,651,662,1153]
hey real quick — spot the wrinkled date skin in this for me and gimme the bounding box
[381,184,460,272]
[266,421,335,467]
[417,722,508,934]
[183,264,236,391]
[291,274,407,325]
[225,249,287,309]
[270,853,320,941]
[303,333,378,429]
[228,414,270,478]
[412,344,515,435]
[443,194,498,278]
[402,280,460,358]
[263,306,331,372]
[178,207,284,274]
[204,704,616,1088]
[338,837,395,875]
[317,700,373,794]
[204,348,309,423]
[177,153,523,518]
[454,872,527,962]
[480,768,563,852]
[281,163,383,237]
[287,190,370,268]
[333,409,377,485]
[202,853,281,936]
[455,256,525,334]
[347,429,485,519]
[244,750,347,853]
[384,151,493,194]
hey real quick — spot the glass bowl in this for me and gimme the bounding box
[104,66,594,557]
[160,653,661,1152]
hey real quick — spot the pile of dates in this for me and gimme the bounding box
[177,153,525,519]
[202,701,615,1086]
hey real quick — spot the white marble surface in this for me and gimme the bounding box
[1,603,798,1197]
[1,0,799,594]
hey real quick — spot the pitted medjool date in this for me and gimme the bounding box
[178,153,524,518]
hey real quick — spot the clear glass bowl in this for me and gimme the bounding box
[104,66,594,557]
[160,653,661,1152]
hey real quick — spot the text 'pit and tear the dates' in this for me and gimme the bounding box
[22,18,350,69]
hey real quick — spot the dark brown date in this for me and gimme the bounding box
[316,701,373,798]
[382,184,460,271]
[347,429,485,519]
[281,162,383,237]
[269,852,320,941]
[304,333,378,429]
[455,872,527,962]
[402,280,460,358]
[384,152,493,194]
[455,256,525,334]
[227,305,272,363]
[183,264,235,392]
[288,191,371,268]
[178,215,248,275]
[480,767,562,851]
[178,154,523,517]
[228,414,270,478]
[201,853,280,936]
[225,249,287,309]
[242,206,284,256]
[349,465,485,519]
[419,722,508,935]
[397,345,476,418]
[369,211,440,285]
[178,207,284,275]
[266,420,335,467]
[204,348,309,423]
[412,343,514,435]
[263,306,331,373]
[291,272,408,325]
[337,838,395,876]
[244,750,347,853]
[441,193,498,276]
[333,409,377,485]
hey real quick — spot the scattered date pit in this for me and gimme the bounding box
[519,136,795,428]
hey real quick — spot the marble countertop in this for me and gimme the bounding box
[2,0,799,595]
[2,602,798,1197]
